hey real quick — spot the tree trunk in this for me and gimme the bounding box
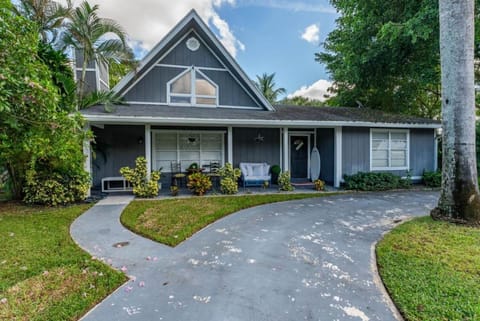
[432,0,480,223]
[78,50,89,107]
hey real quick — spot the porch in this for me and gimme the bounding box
[86,124,342,195]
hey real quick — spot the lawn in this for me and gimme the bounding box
[0,202,126,321]
[121,193,334,246]
[376,216,480,321]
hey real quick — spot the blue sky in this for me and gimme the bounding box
[84,0,339,100]
[215,2,338,98]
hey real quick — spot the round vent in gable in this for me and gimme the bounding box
[186,37,200,51]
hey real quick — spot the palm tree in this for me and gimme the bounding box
[432,0,480,223]
[254,72,286,104]
[16,0,73,44]
[61,1,133,99]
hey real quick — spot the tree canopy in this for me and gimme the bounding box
[0,0,88,202]
[317,0,442,117]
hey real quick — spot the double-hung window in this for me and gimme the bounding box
[370,129,409,170]
[168,67,218,106]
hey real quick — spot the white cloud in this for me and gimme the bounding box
[63,0,243,57]
[301,24,320,44]
[288,79,333,102]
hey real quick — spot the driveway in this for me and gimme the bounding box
[71,191,439,321]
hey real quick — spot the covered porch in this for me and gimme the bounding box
[84,123,342,194]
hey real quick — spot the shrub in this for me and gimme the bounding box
[278,171,294,191]
[270,165,281,175]
[187,172,212,196]
[218,163,241,194]
[270,164,281,184]
[423,170,441,187]
[120,157,161,198]
[343,172,411,191]
[23,170,90,206]
[314,179,325,191]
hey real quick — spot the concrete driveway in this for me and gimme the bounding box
[71,191,439,321]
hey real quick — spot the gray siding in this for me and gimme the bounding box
[91,125,145,187]
[316,128,334,184]
[342,127,370,176]
[159,32,223,68]
[341,127,436,178]
[203,70,259,107]
[124,66,260,107]
[76,70,97,93]
[124,67,183,102]
[232,128,280,167]
[75,49,95,68]
[409,128,435,176]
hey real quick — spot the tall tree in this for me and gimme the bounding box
[0,0,88,200]
[431,0,480,223]
[317,0,441,117]
[254,72,286,104]
[16,0,72,44]
[61,1,132,98]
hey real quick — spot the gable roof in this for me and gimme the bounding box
[81,104,441,128]
[113,9,274,111]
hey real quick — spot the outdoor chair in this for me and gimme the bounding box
[170,161,186,187]
[207,161,221,189]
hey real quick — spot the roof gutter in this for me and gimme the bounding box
[82,114,441,129]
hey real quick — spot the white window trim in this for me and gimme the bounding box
[166,66,219,107]
[152,129,225,173]
[370,128,410,171]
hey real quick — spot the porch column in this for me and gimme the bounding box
[145,124,152,174]
[283,127,289,171]
[227,126,233,164]
[83,123,92,197]
[334,127,342,188]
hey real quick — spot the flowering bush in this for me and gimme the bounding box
[218,163,241,194]
[120,157,161,198]
[187,172,212,196]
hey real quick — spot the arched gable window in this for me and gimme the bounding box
[167,67,218,106]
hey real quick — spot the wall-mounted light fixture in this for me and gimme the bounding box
[137,136,144,144]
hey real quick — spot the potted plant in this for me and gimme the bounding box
[218,163,241,194]
[270,165,281,185]
[313,179,325,191]
[278,171,294,191]
[187,172,212,196]
[170,185,179,196]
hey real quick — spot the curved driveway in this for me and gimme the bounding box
[71,191,438,321]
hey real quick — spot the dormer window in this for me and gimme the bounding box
[168,67,218,106]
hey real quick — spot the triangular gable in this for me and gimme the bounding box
[113,9,274,111]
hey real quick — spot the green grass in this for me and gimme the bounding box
[376,216,480,321]
[121,193,335,246]
[0,202,126,321]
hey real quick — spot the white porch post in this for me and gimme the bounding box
[334,127,343,188]
[83,123,92,197]
[145,124,152,174]
[283,127,289,171]
[227,126,233,164]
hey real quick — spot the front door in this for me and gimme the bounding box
[290,135,309,179]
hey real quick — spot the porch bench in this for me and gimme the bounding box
[239,162,271,187]
[101,176,133,193]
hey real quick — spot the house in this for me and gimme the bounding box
[79,9,440,193]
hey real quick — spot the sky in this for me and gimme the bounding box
[69,0,339,101]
